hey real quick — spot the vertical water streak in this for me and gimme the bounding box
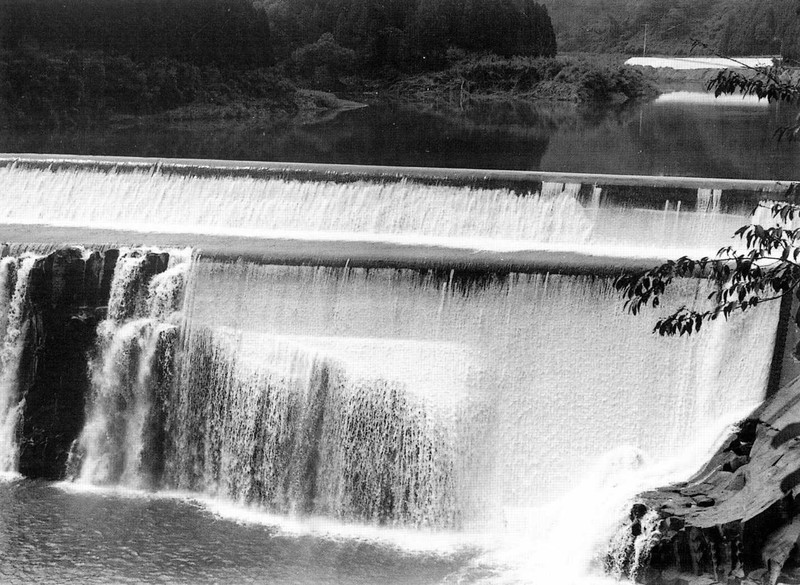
[74,250,189,487]
[697,188,722,213]
[163,323,461,527]
[605,508,662,581]
[0,167,599,246]
[0,256,37,473]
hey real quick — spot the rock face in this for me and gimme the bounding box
[13,247,171,479]
[616,375,800,585]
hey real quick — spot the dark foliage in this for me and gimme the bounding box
[262,0,556,74]
[615,220,800,336]
[544,0,800,58]
[718,0,800,62]
[0,49,295,124]
[443,54,654,101]
[0,0,274,69]
[0,0,292,124]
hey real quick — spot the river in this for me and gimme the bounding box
[2,91,799,180]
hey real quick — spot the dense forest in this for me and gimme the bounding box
[0,0,561,124]
[261,0,556,72]
[542,0,800,60]
[0,0,274,68]
[0,0,292,122]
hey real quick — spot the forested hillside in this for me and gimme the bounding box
[542,0,800,60]
[259,0,557,72]
[0,0,274,68]
[0,0,292,123]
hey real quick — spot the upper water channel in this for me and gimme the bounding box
[3,90,799,180]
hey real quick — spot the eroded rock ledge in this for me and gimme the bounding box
[12,247,171,479]
[616,376,800,585]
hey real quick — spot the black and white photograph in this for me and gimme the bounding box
[0,1,799,583]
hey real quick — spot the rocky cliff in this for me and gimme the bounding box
[10,247,172,479]
[617,373,800,585]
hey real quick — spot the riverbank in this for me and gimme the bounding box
[147,90,367,124]
[0,50,657,130]
[380,54,657,118]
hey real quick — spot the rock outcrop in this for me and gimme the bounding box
[12,247,171,479]
[615,375,800,585]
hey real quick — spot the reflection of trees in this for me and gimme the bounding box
[3,99,798,178]
[0,104,554,170]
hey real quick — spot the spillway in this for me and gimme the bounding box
[0,154,795,584]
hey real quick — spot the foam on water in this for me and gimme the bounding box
[0,166,592,243]
[0,165,753,257]
[0,255,39,473]
[72,250,190,487]
[470,406,757,584]
[0,163,787,582]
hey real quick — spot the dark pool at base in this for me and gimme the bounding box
[0,479,475,585]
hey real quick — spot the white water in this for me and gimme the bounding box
[0,166,751,257]
[0,256,38,473]
[189,263,777,513]
[54,249,781,582]
[73,249,189,487]
[0,166,591,243]
[0,164,787,583]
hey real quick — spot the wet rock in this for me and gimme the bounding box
[694,496,715,508]
[614,377,800,585]
[15,247,170,480]
[98,248,119,302]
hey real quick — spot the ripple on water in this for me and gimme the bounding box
[0,479,476,585]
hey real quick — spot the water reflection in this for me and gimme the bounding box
[654,91,769,106]
[2,94,798,179]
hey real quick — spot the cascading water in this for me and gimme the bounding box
[0,166,594,246]
[182,263,779,529]
[0,165,756,257]
[0,255,38,474]
[0,162,789,584]
[72,249,190,488]
[61,248,780,581]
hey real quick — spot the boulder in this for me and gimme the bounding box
[614,377,800,584]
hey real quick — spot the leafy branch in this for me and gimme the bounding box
[614,210,800,336]
[619,41,800,335]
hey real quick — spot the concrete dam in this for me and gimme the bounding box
[0,153,796,584]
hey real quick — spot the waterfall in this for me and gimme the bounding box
[72,249,189,487]
[162,329,460,526]
[1,161,788,583]
[188,263,779,524]
[0,256,38,473]
[0,165,755,257]
[62,253,778,541]
[0,166,593,246]
[696,188,722,213]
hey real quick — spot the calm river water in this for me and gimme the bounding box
[3,90,799,179]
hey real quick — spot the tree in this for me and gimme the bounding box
[615,59,800,336]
